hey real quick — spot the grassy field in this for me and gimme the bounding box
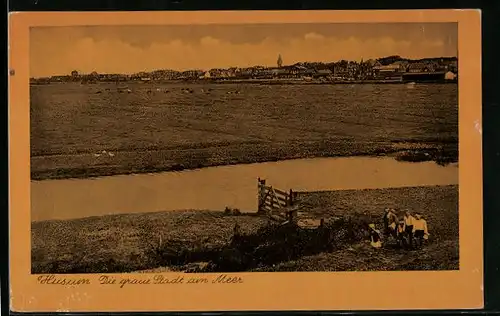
[256,184,459,271]
[30,82,458,180]
[31,139,458,180]
[32,184,458,273]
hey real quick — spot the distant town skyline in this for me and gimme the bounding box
[30,23,457,77]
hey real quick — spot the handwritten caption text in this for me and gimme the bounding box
[37,274,243,288]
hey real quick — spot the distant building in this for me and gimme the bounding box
[372,61,408,79]
[371,60,383,68]
[373,63,400,73]
[446,60,458,73]
[277,54,283,68]
[299,68,316,78]
[180,70,204,79]
[50,75,71,82]
[271,68,284,77]
[407,62,438,73]
[283,65,306,76]
[101,73,128,81]
[313,69,332,78]
[150,69,180,80]
[445,71,457,80]
[392,60,409,72]
[209,68,232,79]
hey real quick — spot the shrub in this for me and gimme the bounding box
[223,207,241,216]
[143,214,379,273]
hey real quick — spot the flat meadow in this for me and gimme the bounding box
[30,81,459,273]
[32,185,458,273]
[30,82,458,180]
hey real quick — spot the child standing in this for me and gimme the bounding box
[412,213,429,247]
[385,208,398,239]
[396,219,406,248]
[404,210,416,248]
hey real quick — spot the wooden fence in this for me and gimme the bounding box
[257,178,298,215]
[257,178,324,228]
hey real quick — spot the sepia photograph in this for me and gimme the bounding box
[29,22,460,274]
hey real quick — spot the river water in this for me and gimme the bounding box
[31,157,458,222]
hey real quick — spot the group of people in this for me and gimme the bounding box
[368,208,430,249]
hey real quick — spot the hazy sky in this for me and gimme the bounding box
[30,23,457,77]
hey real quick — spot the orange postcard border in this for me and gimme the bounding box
[9,10,482,312]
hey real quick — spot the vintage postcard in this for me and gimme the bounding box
[9,10,482,312]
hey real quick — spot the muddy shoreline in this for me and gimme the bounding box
[31,139,458,181]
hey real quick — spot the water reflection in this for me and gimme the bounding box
[31,157,458,221]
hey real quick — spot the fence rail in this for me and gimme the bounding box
[257,178,326,229]
[257,178,298,215]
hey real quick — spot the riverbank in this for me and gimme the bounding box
[31,184,459,273]
[31,139,457,181]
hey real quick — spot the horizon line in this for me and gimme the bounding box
[32,54,458,78]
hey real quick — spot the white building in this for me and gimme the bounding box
[445,71,457,80]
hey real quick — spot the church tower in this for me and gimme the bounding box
[277,54,283,68]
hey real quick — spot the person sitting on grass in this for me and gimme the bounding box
[412,213,429,247]
[368,223,383,248]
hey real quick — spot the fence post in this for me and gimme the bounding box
[258,178,266,213]
[289,189,294,206]
[233,222,241,237]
